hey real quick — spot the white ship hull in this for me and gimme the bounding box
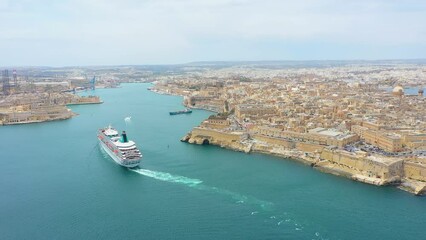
[99,140,140,168]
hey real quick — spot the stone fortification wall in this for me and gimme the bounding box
[295,142,325,153]
[251,134,324,153]
[320,149,403,181]
[185,127,249,151]
[190,127,243,143]
[0,105,76,125]
[182,126,426,194]
[251,134,295,149]
[411,157,426,165]
[404,162,426,182]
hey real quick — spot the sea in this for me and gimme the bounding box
[0,83,425,240]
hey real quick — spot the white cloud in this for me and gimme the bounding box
[0,0,425,65]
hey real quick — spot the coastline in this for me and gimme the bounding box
[181,129,426,195]
[0,112,78,126]
[66,101,103,106]
[149,87,426,196]
[1,92,103,127]
[148,88,219,113]
[2,80,426,239]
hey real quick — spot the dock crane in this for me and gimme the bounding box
[89,76,96,90]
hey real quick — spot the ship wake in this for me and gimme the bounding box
[130,168,273,211]
[131,168,203,187]
[130,168,327,237]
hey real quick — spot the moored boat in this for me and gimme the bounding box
[169,108,192,115]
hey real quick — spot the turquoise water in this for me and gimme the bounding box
[0,83,425,240]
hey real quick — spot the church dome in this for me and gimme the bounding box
[392,85,404,93]
[392,85,404,96]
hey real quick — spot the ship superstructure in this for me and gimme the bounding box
[97,126,142,167]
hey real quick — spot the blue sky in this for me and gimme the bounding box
[1,0,426,66]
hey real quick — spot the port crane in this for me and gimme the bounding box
[89,76,96,90]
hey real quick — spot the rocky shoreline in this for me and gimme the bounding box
[181,128,426,196]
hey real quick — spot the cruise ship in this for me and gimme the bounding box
[97,126,142,168]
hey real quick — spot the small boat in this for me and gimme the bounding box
[169,108,192,115]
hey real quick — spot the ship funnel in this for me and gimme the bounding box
[121,131,128,143]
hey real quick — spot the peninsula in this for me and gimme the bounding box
[0,68,105,125]
[150,61,426,195]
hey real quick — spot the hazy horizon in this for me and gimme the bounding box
[1,0,426,66]
[2,58,426,69]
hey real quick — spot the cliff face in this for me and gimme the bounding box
[319,149,426,194]
[182,127,426,195]
[181,127,251,152]
[318,148,404,186]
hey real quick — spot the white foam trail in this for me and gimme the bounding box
[124,116,132,125]
[132,169,313,235]
[131,168,202,187]
[130,168,273,211]
[204,186,273,211]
